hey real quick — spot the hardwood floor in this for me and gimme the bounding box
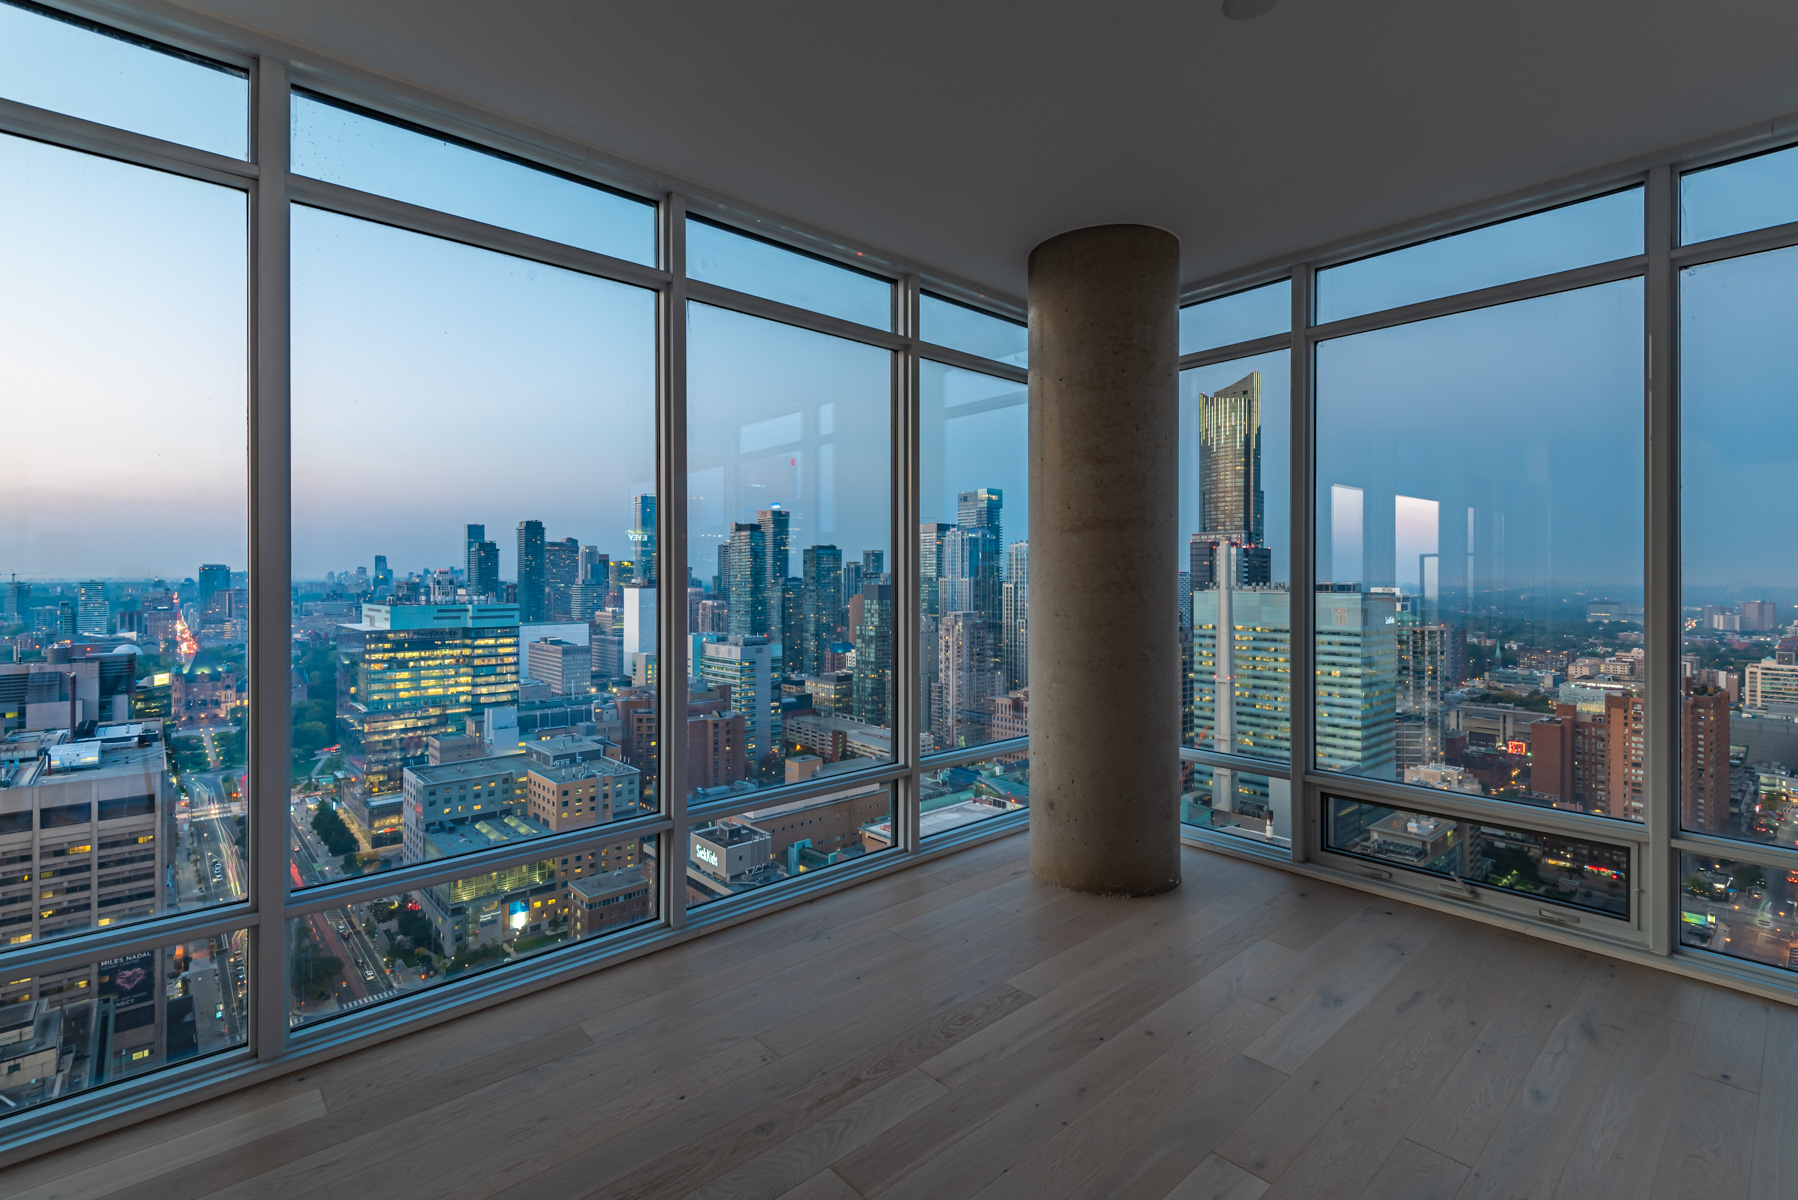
[6,832,1789,1200]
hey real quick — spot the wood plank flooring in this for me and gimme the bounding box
[5,833,1790,1200]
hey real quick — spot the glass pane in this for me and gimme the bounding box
[0,928,247,1114]
[1327,795,1629,917]
[291,92,655,265]
[917,752,1029,839]
[1316,190,1642,324]
[920,364,1027,755]
[291,206,656,887]
[0,133,248,946]
[1181,352,1291,764]
[1679,852,1796,967]
[287,835,653,1027]
[1682,145,1798,245]
[688,786,895,905]
[920,293,1026,366]
[687,218,891,330]
[686,302,891,804]
[1181,763,1289,848]
[1315,281,1644,818]
[1681,245,1798,844]
[0,1,246,157]
[1179,280,1290,355]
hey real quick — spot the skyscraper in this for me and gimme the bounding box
[1683,682,1730,832]
[1190,534,1271,588]
[197,563,230,613]
[714,542,732,602]
[3,577,28,622]
[853,575,892,728]
[339,601,522,805]
[1197,371,1263,543]
[1003,541,1029,692]
[758,506,790,645]
[726,522,768,638]
[919,523,952,617]
[940,526,1001,631]
[466,525,499,599]
[862,550,883,577]
[934,611,1000,749]
[632,494,658,587]
[76,581,108,637]
[699,636,779,769]
[957,488,1003,549]
[464,523,484,581]
[570,548,608,621]
[373,554,392,594]
[800,545,844,677]
[516,520,546,622]
[545,536,579,620]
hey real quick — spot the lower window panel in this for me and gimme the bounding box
[1680,852,1798,971]
[0,929,248,1118]
[1325,794,1630,918]
[1182,763,1291,848]
[917,755,1029,840]
[286,835,656,1028]
[688,785,897,908]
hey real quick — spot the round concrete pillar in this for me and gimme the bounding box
[1027,224,1181,896]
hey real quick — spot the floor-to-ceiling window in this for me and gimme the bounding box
[0,0,1028,1144]
[1178,281,1294,847]
[1676,145,1798,974]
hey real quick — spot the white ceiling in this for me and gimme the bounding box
[175,0,1798,297]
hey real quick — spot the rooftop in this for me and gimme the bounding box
[404,752,527,788]
[424,812,551,858]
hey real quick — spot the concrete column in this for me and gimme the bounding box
[1027,224,1181,896]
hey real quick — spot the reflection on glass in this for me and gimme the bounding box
[687,786,894,906]
[0,1,247,157]
[0,929,247,1115]
[1180,353,1291,764]
[1316,189,1642,324]
[288,836,654,1027]
[1679,852,1798,969]
[1181,763,1289,847]
[291,93,654,265]
[0,133,248,946]
[917,755,1028,838]
[290,206,656,887]
[920,294,1026,366]
[1328,796,1628,917]
[1680,245,1798,844]
[1315,282,1644,819]
[1179,280,1290,355]
[687,218,891,329]
[1682,145,1798,246]
[920,364,1027,755]
[686,302,891,803]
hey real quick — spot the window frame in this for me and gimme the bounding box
[10,0,1798,1162]
[1177,132,1798,1002]
[0,0,1026,1159]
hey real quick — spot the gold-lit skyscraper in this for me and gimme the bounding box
[1197,371,1263,543]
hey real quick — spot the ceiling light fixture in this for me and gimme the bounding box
[1222,0,1278,20]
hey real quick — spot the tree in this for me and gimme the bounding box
[291,928,345,1003]
[311,804,358,857]
[1731,865,1766,894]
[395,908,436,950]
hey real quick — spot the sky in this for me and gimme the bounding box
[1316,278,1644,592]
[5,0,1798,597]
[291,205,657,580]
